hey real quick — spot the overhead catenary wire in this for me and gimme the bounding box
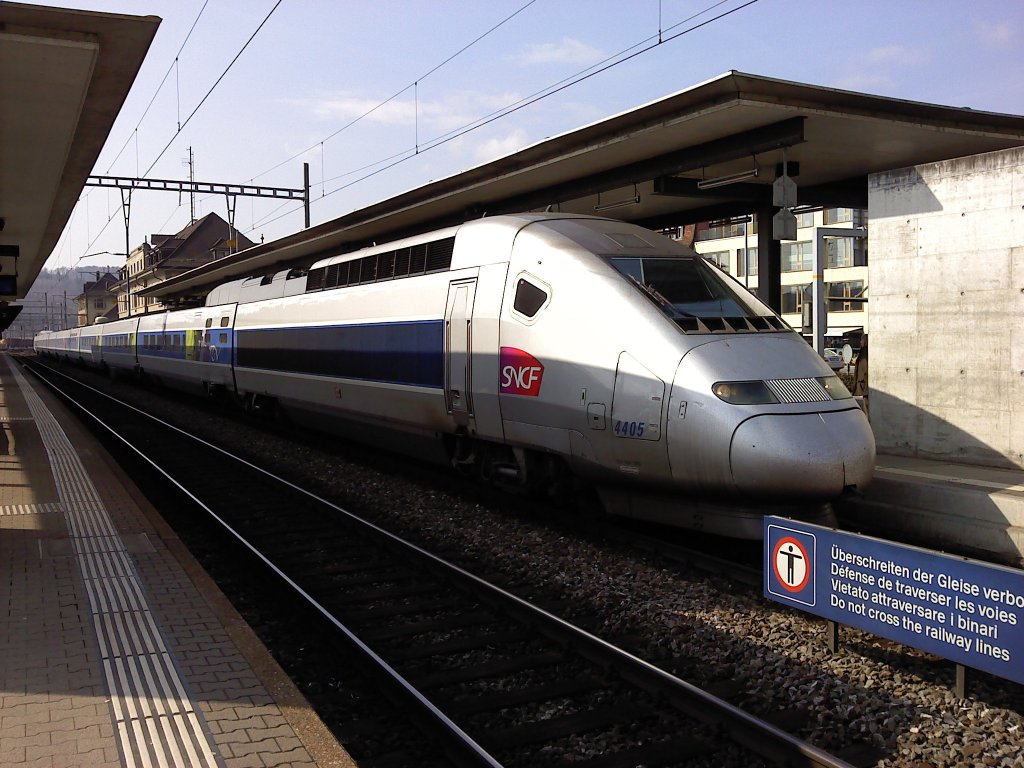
[77,0,758,256]
[103,0,210,175]
[71,0,280,262]
[246,0,759,235]
[252,0,539,181]
[144,0,284,177]
[318,1,758,198]
[69,0,211,263]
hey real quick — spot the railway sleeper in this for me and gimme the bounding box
[408,650,568,689]
[556,734,713,768]
[438,675,608,717]
[382,628,535,662]
[357,610,499,642]
[325,580,442,604]
[340,594,467,623]
[481,702,656,751]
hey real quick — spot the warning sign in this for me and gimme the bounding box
[766,524,816,607]
[763,517,1024,685]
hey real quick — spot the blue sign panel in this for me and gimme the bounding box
[764,517,1024,685]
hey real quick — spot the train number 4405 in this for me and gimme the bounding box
[613,420,645,438]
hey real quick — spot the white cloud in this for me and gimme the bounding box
[976,21,1013,46]
[865,45,929,67]
[469,129,531,163]
[300,89,524,136]
[310,93,415,125]
[515,37,604,66]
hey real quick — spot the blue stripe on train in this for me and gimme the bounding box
[235,320,445,388]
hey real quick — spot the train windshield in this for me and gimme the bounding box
[609,256,780,330]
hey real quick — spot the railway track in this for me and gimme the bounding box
[25,357,860,767]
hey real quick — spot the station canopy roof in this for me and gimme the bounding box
[0,2,159,306]
[146,70,1024,303]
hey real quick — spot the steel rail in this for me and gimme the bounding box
[25,357,856,768]
[24,360,501,768]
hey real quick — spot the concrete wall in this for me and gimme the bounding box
[868,146,1024,469]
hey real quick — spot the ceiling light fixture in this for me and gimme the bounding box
[594,185,640,212]
[696,166,759,190]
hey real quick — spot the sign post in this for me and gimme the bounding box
[764,518,1024,696]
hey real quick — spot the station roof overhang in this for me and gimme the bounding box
[121,72,1024,302]
[0,2,159,308]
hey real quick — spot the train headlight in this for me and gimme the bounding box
[712,380,779,405]
[817,375,853,400]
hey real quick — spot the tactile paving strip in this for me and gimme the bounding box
[8,359,221,768]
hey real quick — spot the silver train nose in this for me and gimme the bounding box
[730,409,875,498]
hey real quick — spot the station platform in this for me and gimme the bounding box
[0,353,356,767]
[838,453,1024,567]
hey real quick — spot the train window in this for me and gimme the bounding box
[512,276,549,319]
[609,256,777,328]
[219,332,228,343]
[205,318,213,328]
[220,317,230,327]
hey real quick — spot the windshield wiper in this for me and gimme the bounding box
[627,276,699,317]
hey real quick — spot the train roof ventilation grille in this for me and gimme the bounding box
[305,236,455,295]
[672,314,789,334]
[765,378,832,403]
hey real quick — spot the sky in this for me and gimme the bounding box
[43,0,1024,271]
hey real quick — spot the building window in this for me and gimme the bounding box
[827,280,865,312]
[781,284,809,314]
[695,217,756,242]
[826,237,854,268]
[824,207,852,224]
[795,210,816,229]
[93,299,105,309]
[737,247,758,276]
[781,241,812,272]
[703,250,730,272]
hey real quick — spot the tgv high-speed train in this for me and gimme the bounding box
[35,213,875,537]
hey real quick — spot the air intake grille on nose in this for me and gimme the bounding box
[765,378,831,403]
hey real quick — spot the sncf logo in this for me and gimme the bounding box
[500,347,544,397]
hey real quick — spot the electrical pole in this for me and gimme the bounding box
[188,147,196,223]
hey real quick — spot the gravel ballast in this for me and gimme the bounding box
[52,364,1024,768]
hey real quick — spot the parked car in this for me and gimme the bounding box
[822,347,844,370]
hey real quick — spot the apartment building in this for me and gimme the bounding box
[688,207,868,352]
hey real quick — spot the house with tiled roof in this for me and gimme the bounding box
[116,212,254,317]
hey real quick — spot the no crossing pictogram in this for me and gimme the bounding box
[772,536,810,592]
[764,522,817,607]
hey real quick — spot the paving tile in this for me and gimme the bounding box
[0,363,352,768]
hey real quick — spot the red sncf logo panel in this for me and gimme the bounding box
[499,347,544,396]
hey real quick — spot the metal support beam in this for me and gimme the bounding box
[488,117,806,214]
[120,187,132,317]
[812,227,867,354]
[756,204,781,313]
[225,195,238,254]
[86,175,306,201]
[303,162,311,229]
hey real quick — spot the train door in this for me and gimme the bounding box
[444,279,476,426]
